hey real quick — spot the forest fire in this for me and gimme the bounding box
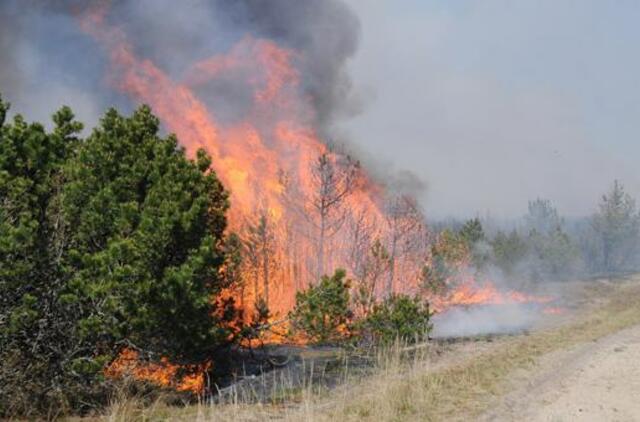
[79,3,408,318]
[80,3,555,393]
[4,1,640,419]
[432,279,553,312]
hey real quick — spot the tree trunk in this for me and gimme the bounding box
[387,236,396,296]
[318,212,326,280]
[263,248,269,309]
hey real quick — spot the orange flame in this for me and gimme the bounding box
[78,3,395,318]
[80,3,556,393]
[105,349,208,393]
[542,306,566,315]
[431,278,553,313]
[82,3,389,388]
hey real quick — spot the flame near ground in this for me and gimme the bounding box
[74,3,561,393]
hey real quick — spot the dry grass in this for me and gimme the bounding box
[82,276,640,422]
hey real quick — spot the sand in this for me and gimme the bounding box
[483,323,640,421]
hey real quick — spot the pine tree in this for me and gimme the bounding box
[289,269,352,344]
[459,218,485,245]
[0,101,233,416]
[592,180,640,273]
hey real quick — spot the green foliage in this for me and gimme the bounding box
[526,198,562,234]
[528,226,580,281]
[591,180,640,273]
[421,262,449,295]
[236,297,272,343]
[491,229,528,276]
[355,294,432,345]
[0,98,86,417]
[289,269,352,344]
[0,94,7,126]
[253,297,271,324]
[459,218,485,245]
[0,101,233,417]
[523,199,581,281]
[458,218,490,270]
[422,229,468,294]
[61,105,232,357]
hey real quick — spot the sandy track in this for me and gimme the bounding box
[483,323,640,421]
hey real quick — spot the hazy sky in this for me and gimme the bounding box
[2,1,639,220]
[343,0,640,218]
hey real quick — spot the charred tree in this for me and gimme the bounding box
[384,194,425,295]
[242,211,276,309]
[347,208,380,281]
[307,153,359,280]
[354,239,391,316]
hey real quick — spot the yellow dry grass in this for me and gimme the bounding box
[80,276,640,422]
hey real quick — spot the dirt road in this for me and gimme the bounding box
[483,323,640,421]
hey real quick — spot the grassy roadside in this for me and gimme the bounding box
[83,277,640,421]
[317,277,640,422]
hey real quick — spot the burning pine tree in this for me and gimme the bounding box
[77,3,432,320]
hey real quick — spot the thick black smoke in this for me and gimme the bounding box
[0,0,362,135]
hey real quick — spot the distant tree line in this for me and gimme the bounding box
[432,182,640,282]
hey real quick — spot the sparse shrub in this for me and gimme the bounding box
[289,269,352,344]
[355,294,432,345]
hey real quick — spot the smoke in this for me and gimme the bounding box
[343,1,640,218]
[4,1,640,217]
[0,1,117,126]
[0,7,20,97]
[219,0,363,133]
[429,259,567,338]
[431,304,539,338]
[0,1,590,338]
[0,0,363,138]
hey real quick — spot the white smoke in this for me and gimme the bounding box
[431,304,540,338]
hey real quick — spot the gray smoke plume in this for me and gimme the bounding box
[431,304,539,338]
[219,0,363,132]
[0,7,21,97]
[0,1,118,126]
[0,0,362,137]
